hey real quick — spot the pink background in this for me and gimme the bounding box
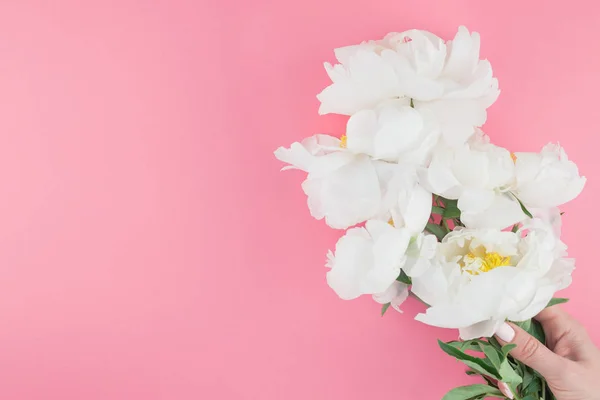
[0,0,597,399]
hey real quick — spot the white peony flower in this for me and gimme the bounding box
[275,134,392,229]
[345,100,440,164]
[317,26,499,146]
[275,134,432,231]
[326,220,437,302]
[412,221,574,339]
[513,143,586,208]
[419,131,525,229]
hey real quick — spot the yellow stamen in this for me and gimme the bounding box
[387,218,395,227]
[511,153,517,163]
[461,247,512,275]
[339,135,347,148]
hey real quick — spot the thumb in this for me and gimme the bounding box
[496,322,567,379]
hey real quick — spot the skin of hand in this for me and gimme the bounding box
[495,306,600,400]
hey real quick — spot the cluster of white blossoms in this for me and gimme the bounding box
[275,27,585,340]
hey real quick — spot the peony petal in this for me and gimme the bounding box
[459,319,504,340]
[326,228,374,300]
[373,106,424,159]
[373,281,410,312]
[457,188,495,214]
[461,193,525,230]
[302,156,381,229]
[400,183,432,234]
[346,109,377,155]
[318,51,401,115]
[507,282,556,322]
[417,99,484,146]
[443,26,480,82]
[416,267,518,329]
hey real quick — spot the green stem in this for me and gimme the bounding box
[443,219,451,232]
[542,382,546,399]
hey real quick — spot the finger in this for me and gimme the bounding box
[536,307,596,362]
[496,322,567,379]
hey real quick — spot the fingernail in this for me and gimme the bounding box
[496,322,515,342]
[498,382,514,399]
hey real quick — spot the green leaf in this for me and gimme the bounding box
[441,384,503,400]
[381,303,391,316]
[396,270,412,285]
[514,319,545,343]
[432,206,445,215]
[438,341,501,379]
[444,206,461,219]
[501,344,517,356]
[512,193,533,218]
[446,340,488,353]
[514,319,531,332]
[531,319,546,344]
[546,297,569,308]
[443,198,458,208]
[498,358,523,386]
[525,377,542,394]
[488,336,502,351]
[521,368,537,393]
[521,395,539,400]
[482,346,502,371]
[426,223,447,241]
[479,342,522,386]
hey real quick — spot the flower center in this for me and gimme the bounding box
[339,135,347,148]
[511,153,517,163]
[460,247,512,275]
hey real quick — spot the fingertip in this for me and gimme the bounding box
[496,322,515,342]
[498,382,514,399]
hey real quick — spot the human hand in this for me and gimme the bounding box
[495,306,600,400]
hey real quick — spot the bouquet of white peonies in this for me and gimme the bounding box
[274,26,585,400]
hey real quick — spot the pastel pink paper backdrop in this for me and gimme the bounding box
[0,0,597,399]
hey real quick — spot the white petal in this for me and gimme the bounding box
[457,188,495,214]
[420,153,461,197]
[326,228,374,300]
[346,109,377,155]
[334,42,377,65]
[451,146,489,188]
[303,156,381,229]
[397,182,432,234]
[459,319,503,340]
[443,26,480,81]
[417,99,485,146]
[508,282,556,322]
[461,193,525,230]
[411,262,452,306]
[416,267,518,329]
[373,106,424,158]
[317,51,401,115]
[514,144,586,208]
[403,234,438,277]
[373,281,410,312]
